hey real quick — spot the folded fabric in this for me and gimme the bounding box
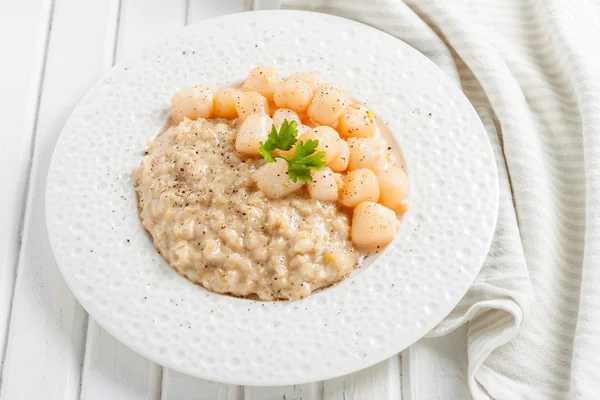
[281,0,600,398]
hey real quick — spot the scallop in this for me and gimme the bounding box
[236,91,270,121]
[338,104,378,138]
[301,126,347,172]
[242,66,282,101]
[351,202,398,247]
[307,84,352,125]
[235,113,273,155]
[272,108,301,130]
[377,168,409,211]
[253,158,304,199]
[287,72,322,91]
[347,137,388,171]
[274,78,313,113]
[307,168,339,202]
[339,168,380,207]
[213,88,241,119]
[171,86,213,122]
[327,139,349,172]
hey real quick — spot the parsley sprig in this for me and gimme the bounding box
[258,120,326,183]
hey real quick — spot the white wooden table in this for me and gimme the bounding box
[0,1,470,398]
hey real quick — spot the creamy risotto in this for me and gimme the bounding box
[133,67,408,301]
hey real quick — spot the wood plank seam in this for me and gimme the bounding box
[110,0,123,69]
[184,0,191,25]
[78,322,90,400]
[158,367,165,400]
[0,0,56,382]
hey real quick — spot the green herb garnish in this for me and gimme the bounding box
[258,120,326,183]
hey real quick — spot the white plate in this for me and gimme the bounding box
[46,10,498,385]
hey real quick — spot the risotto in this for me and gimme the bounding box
[133,118,360,300]
[133,67,408,301]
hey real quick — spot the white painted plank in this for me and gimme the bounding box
[80,1,185,399]
[161,2,250,399]
[116,0,186,59]
[0,0,121,399]
[0,0,53,367]
[187,0,247,22]
[161,374,243,400]
[244,384,321,400]
[402,326,469,400]
[322,357,402,400]
[80,326,162,400]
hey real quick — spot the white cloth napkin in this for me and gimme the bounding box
[281,0,600,398]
